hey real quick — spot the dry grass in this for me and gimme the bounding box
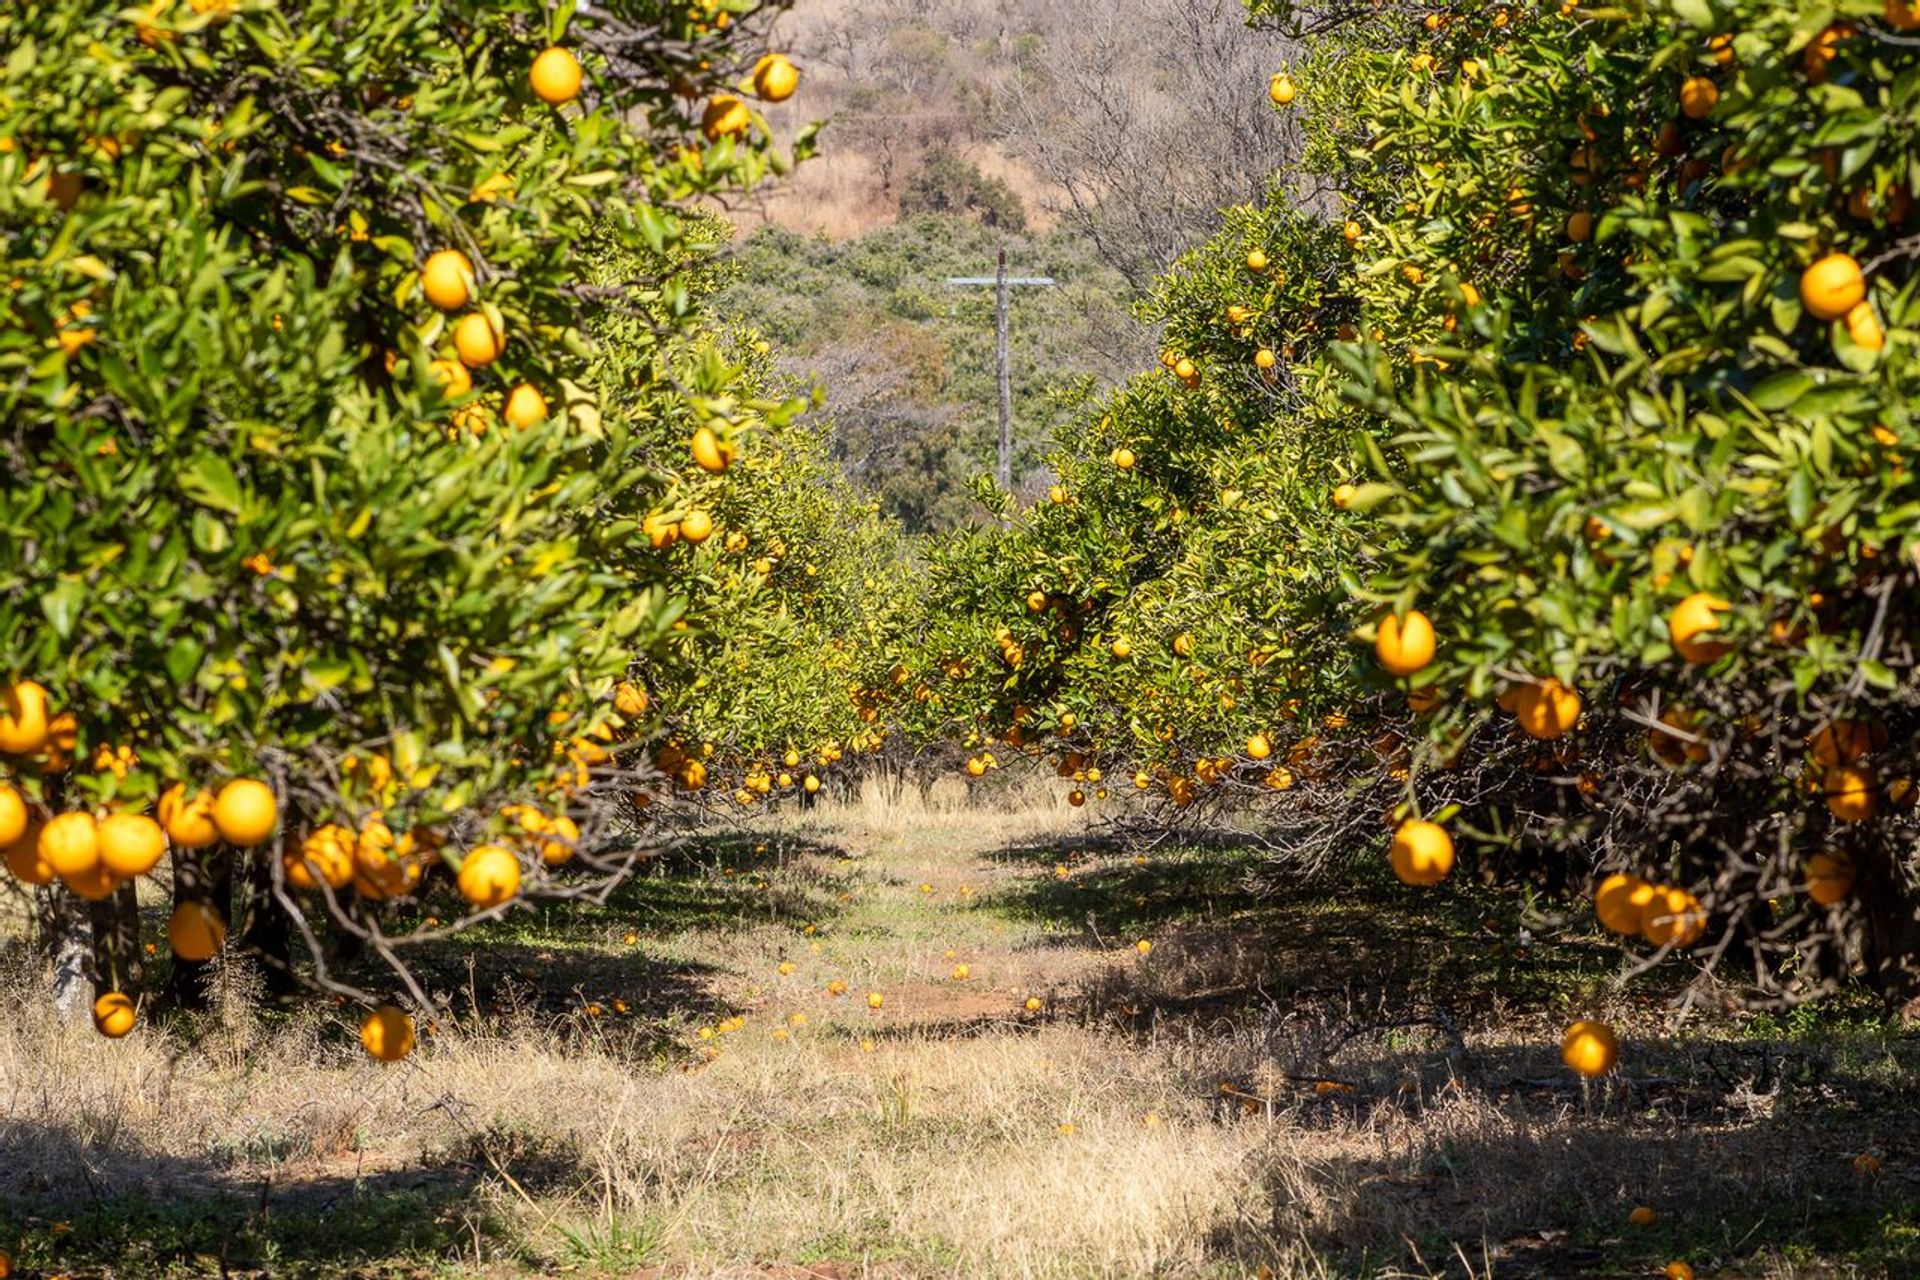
[2,796,1918,1277]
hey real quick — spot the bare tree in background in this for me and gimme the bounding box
[999,0,1298,291]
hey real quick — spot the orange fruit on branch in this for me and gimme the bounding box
[1668,592,1731,664]
[0,680,51,755]
[530,47,583,106]
[1389,819,1453,886]
[420,249,473,312]
[458,843,521,909]
[92,992,137,1039]
[1374,609,1435,677]
[1805,852,1855,906]
[360,1004,417,1062]
[213,779,278,846]
[1560,1019,1617,1076]
[1801,253,1866,321]
[752,53,800,102]
[158,784,219,849]
[168,901,227,961]
[39,811,100,879]
[97,813,166,878]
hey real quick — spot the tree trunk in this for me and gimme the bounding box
[167,844,233,1011]
[1858,852,1920,1017]
[237,843,298,998]
[42,886,91,1020]
[89,879,144,999]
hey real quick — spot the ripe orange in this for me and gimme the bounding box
[360,1004,417,1062]
[867,990,884,1009]
[213,779,278,846]
[0,782,26,847]
[64,862,119,901]
[1663,1264,1694,1280]
[1111,446,1136,470]
[1514,679,1582,741]
[1389,819,1454,886]
[1809,719,1874,767]
[1332,483,1357,509]
[691,425,733,473]
[1560,1020,1618,1076]
[287,824,356,890]
[1110,637,1132,660]
[1805,852,1855,906]
[1246,249,1268,273]
[1846,300,1885,351]
[1566,210,1593,242]
[453,311,503,368]
[1825,765,1877,822]
[702,95,752,142]
[752,53,800,102]
[1668,592,1731,664]
[458,843,521,909]
[0,680,51,755]
[97,813,167,878]
[617,683,651,718]
[680,510,715,544]
[158,783,219,848]
[168,901,227,961]
[539,815,580,866]
[1803,23,1854,84]
[530,47,583,106]
[3,818,52,885]
[427,358,473,398]
[1374,609,1436,677]
[1642,887,1706,947]
[1269,73,1297,105]
[1891,0,1920,32]
[1800,253,1866,321]
[1594,873,1648,936]
[504,383,548,428]
[1247,733,1273,761]
[1678,76,1718,120]
[1628,1205,1658,1227]
[92,992,137,1039]
[39,811,100,878]
[420,249,473,312]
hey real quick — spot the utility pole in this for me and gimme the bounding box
[945,248,1054,503]
[995,248,1012,494]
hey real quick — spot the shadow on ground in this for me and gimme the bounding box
[989,834,1920,1277]
[0,1115,592,1278]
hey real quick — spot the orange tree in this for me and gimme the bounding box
[888,201,1397,852]
[0,0,818,1045]
[1249,0,1920,1007]
[615,318,916,812]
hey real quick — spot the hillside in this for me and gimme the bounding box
[718,0,1297,531]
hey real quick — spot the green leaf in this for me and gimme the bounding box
[179,455,243,514]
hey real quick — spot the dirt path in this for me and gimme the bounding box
[695,807,1126,1039]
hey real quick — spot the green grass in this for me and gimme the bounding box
[0,1180,496,1279]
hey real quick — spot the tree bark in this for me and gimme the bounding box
[88,879,144,999]
[238,844,299,998]
[43,886,91,1020]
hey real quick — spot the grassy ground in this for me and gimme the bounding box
[2,783,1918,1278]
